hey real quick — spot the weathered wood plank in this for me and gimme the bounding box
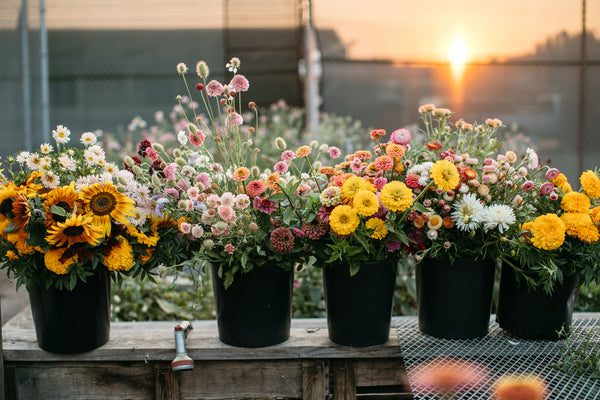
[331,360,356,400]
[353,358,409,388]
[302,360,326,400]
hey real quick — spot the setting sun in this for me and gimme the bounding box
[449,39,468,66]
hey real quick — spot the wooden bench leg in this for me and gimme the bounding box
[331,361,356,400]
[302,361,326,400]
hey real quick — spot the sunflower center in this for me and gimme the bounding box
[64,225,85,237]
[90,192,116,216]
[0,198,14,216]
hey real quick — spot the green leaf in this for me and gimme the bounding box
[155,298,180,315]
[49,204,68,217]
[349,263,360,276]
[283,207,294,225]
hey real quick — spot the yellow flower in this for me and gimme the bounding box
[530,214,566,250]
[553,173,572,192]
[592,207,600,225]
[103,236,135,272]
[329,205,359,236]
[561,212,600,243]
[46,213,103,247]
[5,250,18,260]
[341,176,373,201]
[365,217,388,239]
[580,170,600,199]
[0,185,18,225]
[380,181,414,212]
[79,182,136,237]
[561,191,591,214]
[43,183,79,228]
[493,375,547,400]
[5,230,38,255]
[430,160,460,191]
[44,247,79,275]
[295,145,311,158]
[353,190,380,217]
[427,214,443,230]
[125,221,159,247]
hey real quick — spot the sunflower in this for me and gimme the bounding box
[430,160,460,191]
[44,247,79,275]
[46,213,103,247]
[125,221,159,247]
[43,183,79,227]
[560,192,591,214]
[103,236,135,272]
[0,185,18,223]
[79,182,136,237]
[530,214,566,250]
[580,170,600,199]
[329,205,360,236]
[380,181,414,212]
[353,190,380,217]
[18,171,44,198]
[11,192,31,231]
[365,217,388,239]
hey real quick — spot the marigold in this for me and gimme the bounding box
[103,236,135,272]
[592,207,600,225]
[561,212,600,242]
[530,214,566,250]
[295,145,311,158]
[365,217,388,239]
[232,167,250,182]
[44,247,78,275]
[493,375,547,400]
[329,205,359,236]
[561,191,591,213]
[430,160,460,191]
[380,181,414,212]
[580,170,600,199]
[353,190,380,217]
[553,173,572,192]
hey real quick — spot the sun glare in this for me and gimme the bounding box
[449,39,467,67]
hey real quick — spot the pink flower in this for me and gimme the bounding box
[390,128,412,145]
[327,146,341,159]
[540,182,555,195]
[245,180,267,197]
[550,192,559,200]
[373,177,387,190]
[281,150,296,161]
[229,75,250,92]
[235,194,250,209]
[196,172,211,189]
[187,186,200,201]
[191,225,204,238]
[179,222,191,234]
[206,194,221,208]
[293,228,306,238]
[146,147,158,161]
[274,161,289,174]
[521,181,535,191]
[270,227,295,253]
[224,243,235,254]
[546,168,560,181]
[218,205,236,222]
[177,178,190,191]
[164,163,178,181]
[253,196,278,214]
[189,131,205,146]
[201,209,215,224]
[220,192,235,208]
[225,112,243,127]
[350,157,364,173]
[206,80,224,97]
[387,241,401,252]
[165,188,180,199]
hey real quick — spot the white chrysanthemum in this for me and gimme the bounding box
[99,172,113,184]
[127,209,147,227]
[58,154,77,171]
[134,184,150,200]
[103,162,119,175]
[418,175,430,187]
[40,156,51,170]
[482,204,516,233]
[80,131,98,146]
[177,130,188,145]
[426,229,438,240]
[83,148,101,166]
[16,151,30,164]
[407,162,433,176]
[26,153,43,170]
[41,172,60,189]
[75,176,92,191]
[451,193,485,232]
[52,125,71,144]
[39,143,53,155]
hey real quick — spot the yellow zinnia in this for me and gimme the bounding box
[103,236,135,272]
[430,160,460,191]
[530,214,566,250]
[329,205,360,236]
[561,191,591,214]
[561,212,600,243]
[365,217,388,239]
[341,176,372,201]
[79,182,136,237]
[580,170,600,199]
[44,247,79,275]
[353,190,380,217]
[380,181,414,212]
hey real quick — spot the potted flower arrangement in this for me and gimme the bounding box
[124,58,317,347]
[496,167,600,339]
[0,128,173,353]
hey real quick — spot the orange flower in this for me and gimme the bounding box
[353,151,373,161]
[386,143,406,159]
[411,357,486,395]
[232,167,250,182]
[413,215,425,229]
[318,166,336,176]
[426,141,443,150]
[464,168,477,180]
[295,145,311,158]
[442,216,455,229]
[266,173,281,190]
[493,375,547,400]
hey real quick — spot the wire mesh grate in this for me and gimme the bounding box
[396,316,600,399]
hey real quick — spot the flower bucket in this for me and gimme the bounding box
[211,263,293,348]
[416,257,495,339]
[28,270,111,354]
[496,264,579,340]
[323,260,397,346]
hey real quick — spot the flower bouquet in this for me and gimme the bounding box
[0,127,172,352]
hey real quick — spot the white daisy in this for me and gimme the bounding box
[52,125,71,144]
[127,209,147,227]
[451,193,485,232]
[40,172,60,189]
[482,204,516,233]
[58,154,76,171]
[39,143,53,155]
[80,132,97,146]
[16,151,30,164]
[26,153,43,170]
[103,162,119,175]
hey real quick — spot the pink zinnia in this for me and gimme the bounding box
[274,161,288,174]
[540,182,555,195]
[270,227,295,253]
[293,227,306,238]
[253,196,278,214]
[374,177,388,190]
[301,217,329,240]
[405,174,421,189]
[246,180,267,197]
[350,157,364,173]
[281,150,295,161]
[229,74,250,92]
[327,146,341,159]
[206,80,224,97]
[224,243,235,254]
[521,181,535,191]
[374,155,394,171]
[225,112,243,127]
[390,128,412,145]
[546,168,560,181]
[218,205,236,222]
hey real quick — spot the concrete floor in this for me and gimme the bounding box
[0,272,30,326]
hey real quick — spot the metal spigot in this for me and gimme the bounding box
[171,321,194,371]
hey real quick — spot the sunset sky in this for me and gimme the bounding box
[2,0,597,62]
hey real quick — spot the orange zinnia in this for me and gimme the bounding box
[232,167,250,182]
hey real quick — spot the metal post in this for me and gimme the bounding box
[20,0,32,151]
[577,0,586,176]
[301,0,321,136]
[40,0,50,142]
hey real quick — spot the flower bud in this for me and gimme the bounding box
[196,61,209,78]
[175,157,187,167]
[132,165,143,175]
[251,166,260,177]
[248,127,255,134]
[118,176,128,185]
[151,175,162,186]
[275,137,287,150]
[310,140,319,149]
[124,156,135,167]
[116,185,127,193]
[167,180,177,188]
[319,144,329,152]
[202,239,215,250]
[151,143,164,153]
[313,161,322,170]
[173,149,182,158]
[248,101,256,108]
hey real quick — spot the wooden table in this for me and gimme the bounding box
[2,312,411,400]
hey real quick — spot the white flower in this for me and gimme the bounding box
[26,153,43,170]
[451,193,485,232]
[39,143,53,155]
[127,210,147,227]
[526,147,539,169]
[80,132,98,146]
[426,229,438,240]
[52,125,71,144]
[103,162,119,175]
[482,204,516,233]
[40,172,59,189]
[58,154,77,171]
[177,130,188,145]
[16,151,30,164]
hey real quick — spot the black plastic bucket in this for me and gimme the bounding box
[28,270,111,354]
[211,263,293,347]
[323,260,397,346]
[416,257,495,339]
[496,264,579,340]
